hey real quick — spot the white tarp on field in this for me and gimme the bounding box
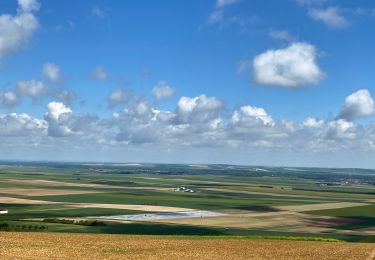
[91,210,224,221]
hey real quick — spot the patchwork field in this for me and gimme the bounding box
[1,162,375,243]
[0,232,374,260]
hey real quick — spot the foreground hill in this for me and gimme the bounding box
[0,232,374,259]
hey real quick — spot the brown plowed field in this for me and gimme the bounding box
[0,232,374,260]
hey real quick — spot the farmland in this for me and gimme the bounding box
[1,232,374,260]
[1,162,375,245]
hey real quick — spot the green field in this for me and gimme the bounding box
[0,162,375,242]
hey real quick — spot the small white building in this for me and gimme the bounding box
[0,209,8,214]
[175,186,194,193]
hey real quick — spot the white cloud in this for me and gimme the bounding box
[303,117,324,128]
[216,0,240,8]
[43,62,60,81]
[0,0,39,58]
[55,90,76,105]
[152,81,175,100]
[16,80,47,98]
[107,89,131,107]
[2,90,375,167]
[91,66,107,81]
[44,102,73,137]
[326,119,356,140]
[0,112,46,136]
[209,0,241,25]
[338,89,375,121]
[45,101,72,121]
[209,10,224,24]
[232,105,274,126]
[269,29,296,42]
[176,95,224,124]
[18,0,40,13]
[134,99,150,117]
[91,6,107,18]
[0,91,19,108]
[295,0,329,6]
[253,42,324,88]
[309,7,348,28]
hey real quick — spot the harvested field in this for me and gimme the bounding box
[204,188,334,199]
[204,187,306,198]
[0,196,195,212]
[0,196,62,205]
[154,212,302,229]
[0,188,96,196]
[68,203,195,212]
[277,202,369,212]
[0,232,373,260]
[2,179,167,191]
[153,212,341,231]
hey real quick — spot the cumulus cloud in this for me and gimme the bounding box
[303,117,324,128]
[18,0,40,13]
[252,42,324,88]
[16,80,47,99]
[0,90,19,108]
[0,79,47,108]
[43,62,60,81]
[338,89,375,121]
[107,89,131,108]
[2,91,375,166]
[91,66,107,81]
[55,90,76,105]
[0,112,46,136]
[44,102,72,137]
[309,7,348,28]
[232,105,274,127]
[0,0,39,59]
[152,81,175,100]
[176,95,224,124]
[45,101,71,121]
[326,119,356,140]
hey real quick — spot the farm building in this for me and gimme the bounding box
[175,186,194,193]
[0,209,8,214]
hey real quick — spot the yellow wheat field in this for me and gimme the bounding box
[0,232,374,260]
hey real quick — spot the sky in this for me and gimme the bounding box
[1,0,375,168]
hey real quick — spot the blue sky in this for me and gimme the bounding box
[1,0,375,167]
